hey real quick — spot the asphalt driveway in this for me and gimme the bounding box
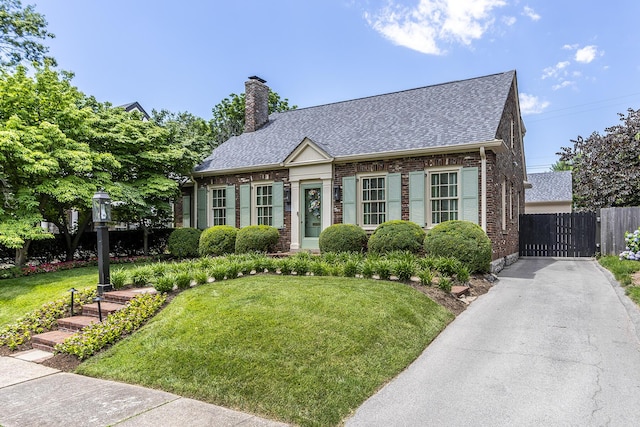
[346,258,640,426]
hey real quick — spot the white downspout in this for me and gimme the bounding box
[480,147,487,232]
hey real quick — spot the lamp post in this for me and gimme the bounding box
[92,190,112,295]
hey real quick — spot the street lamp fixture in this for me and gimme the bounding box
[92,191,112,295]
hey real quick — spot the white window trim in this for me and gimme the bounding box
[427,167,462,228]
[252,181,274,226]
[209,186,227,227]
[357,173,388,230]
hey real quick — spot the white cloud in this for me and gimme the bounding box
[365,0,507,55]
[562,43,578,50]
[542,61,570,79]
[519,93,550,115]
[575,45,600,63]
[522,6,540,21]
[502,16,516,26]
[552,80,575,90]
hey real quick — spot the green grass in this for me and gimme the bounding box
[76,275,454,426]
[599,256,640,305]
[0,263,143,328]
[0,267,99,328]
[599,256,640,286]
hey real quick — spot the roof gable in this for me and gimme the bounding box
[195,70,517,174]
[284,138,333,166]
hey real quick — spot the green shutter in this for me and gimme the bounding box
[409,171,425,226]
[225,185,236,227]
[342,176,356,224]
[182,195,191,228]
[387,173,402,220]
[239,184,250,227]
[461,167,479,224]
[197,187,207,230]
[272,182,284,229]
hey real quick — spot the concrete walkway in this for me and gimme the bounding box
[0,356,289,427]
[346,258,640,426]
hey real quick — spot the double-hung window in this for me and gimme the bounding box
[211,187,226,226]
[430,171,459,224]
[361,176,386,226]
[255,184,273,226]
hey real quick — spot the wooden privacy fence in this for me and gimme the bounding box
[600,207,640,256]
[519,212,597,257]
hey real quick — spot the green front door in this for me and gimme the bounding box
[301,184,322,249]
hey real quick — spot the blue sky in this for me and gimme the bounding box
[35,0,640,173]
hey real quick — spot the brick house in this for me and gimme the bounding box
[185,71,528,271]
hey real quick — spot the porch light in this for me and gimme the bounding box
[92,191,111,222]
[333,185,342,202]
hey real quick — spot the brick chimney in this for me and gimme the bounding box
[245,76,269,132]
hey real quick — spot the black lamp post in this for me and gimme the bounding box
[92,190,112,295]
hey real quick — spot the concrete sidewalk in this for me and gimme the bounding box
[346,258,640,426]
[0,356,289,427]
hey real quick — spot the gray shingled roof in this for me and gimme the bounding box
[195,71,516,173]
[525,171,573,203]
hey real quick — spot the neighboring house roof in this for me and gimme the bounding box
[120,101,150,120]
[195,70,517,174]
[525,171,573,203]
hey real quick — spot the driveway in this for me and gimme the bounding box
[346,258,640,426]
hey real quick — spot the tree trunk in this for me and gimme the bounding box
[15,240,31,267]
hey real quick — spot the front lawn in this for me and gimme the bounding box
[76,275,454,426]
[0,267,98,328]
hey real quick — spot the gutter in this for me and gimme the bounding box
[480,146,487,232]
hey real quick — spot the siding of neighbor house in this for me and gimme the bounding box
[187,71,527,262]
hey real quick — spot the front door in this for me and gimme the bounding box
[301,184,322,249]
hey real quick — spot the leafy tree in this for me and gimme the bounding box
[558,108,640,211]
[550,159,572,171]
[210,91,296,147]
[0,65,99,265]
[0,0,55,67]
[152,109,212,168]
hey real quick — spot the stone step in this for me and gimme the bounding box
[451,285,471,298]
[82,301,125,318]
[102,287,157,304]
[57,315,100,331]
[31,330,74,352]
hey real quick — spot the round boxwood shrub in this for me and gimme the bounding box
[199,225,238,257]
[167,228,202,258]
[319,224,368,253]
[367,220,426,254]
[235,225,280,254]
[423,220,492,273]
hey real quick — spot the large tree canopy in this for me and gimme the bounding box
[559,108,640,211]
[0,0,54,67]
[0,66,205,264]
[210,91,296,148]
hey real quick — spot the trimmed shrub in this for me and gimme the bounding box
[235,225,279,254]
[424,220,492,273]
[199,225,238,257]
[319,224,368,253]
[368,220,426,254]
[167,228,201,258]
